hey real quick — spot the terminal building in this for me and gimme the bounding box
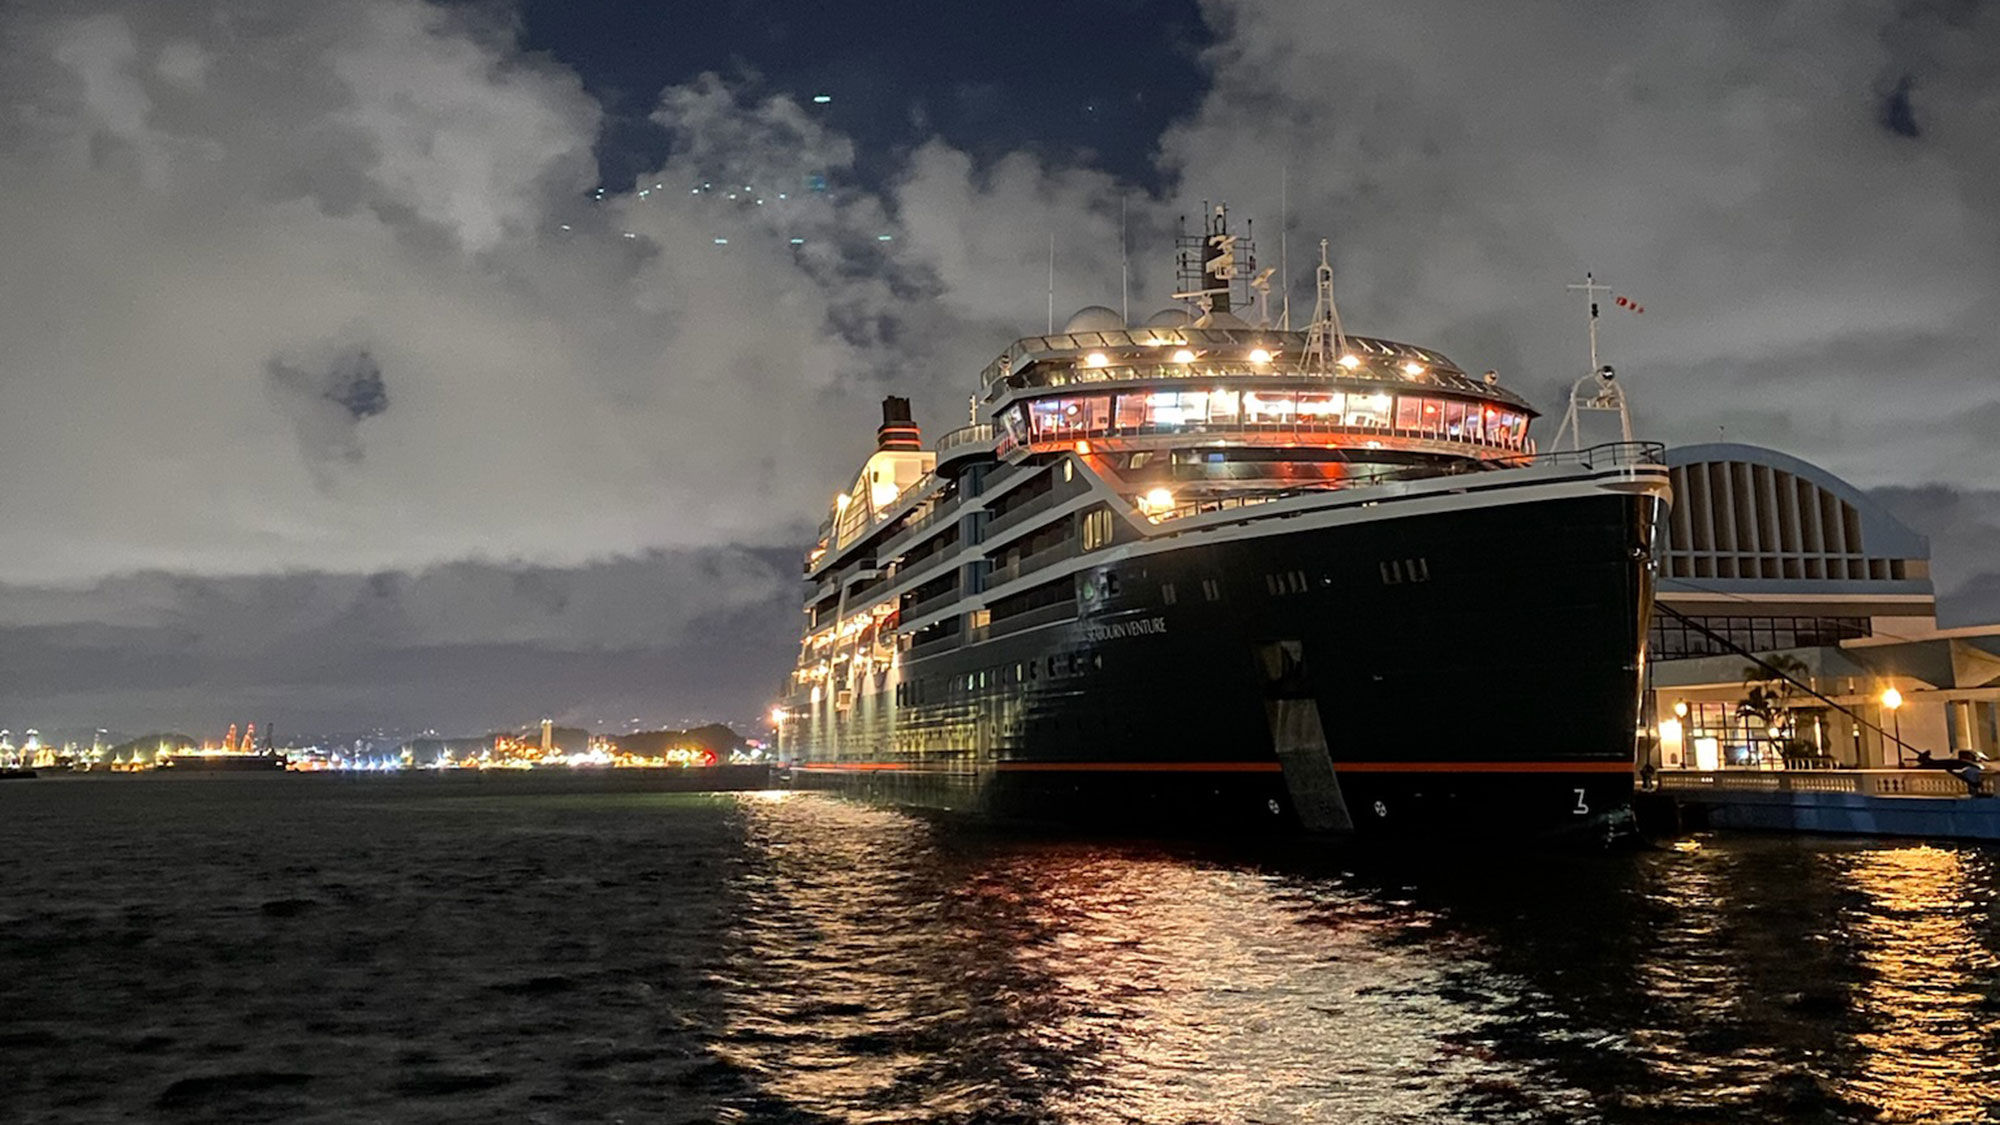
[1648,443,2000,771]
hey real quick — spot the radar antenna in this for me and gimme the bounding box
[1552,366,1633,450]
[1301,239,1346,373]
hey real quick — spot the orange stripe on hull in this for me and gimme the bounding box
[1334,760,1634,774]
[995,761,1283,773]
[795,760,1630,775]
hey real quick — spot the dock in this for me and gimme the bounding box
[1653,768,2000,841]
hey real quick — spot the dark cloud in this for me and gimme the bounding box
[1879,74,1922,137]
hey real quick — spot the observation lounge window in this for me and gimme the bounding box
[1206,389,1242,424]
[1343,392,1392,428]
[1244,391,1297,424]
[1295,392,1342,423]
[1028,395,1111,440]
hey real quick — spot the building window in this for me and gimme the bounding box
[1649,614,1871,659]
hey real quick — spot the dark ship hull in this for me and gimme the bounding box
[786,482,1656,839]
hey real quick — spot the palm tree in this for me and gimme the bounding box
[1737,654,1816,767]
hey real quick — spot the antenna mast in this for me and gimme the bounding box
[1046,232,1055,333]
[1279,165,1290,330]
[1553,272,1631,450]
[1565,271,1611,373]
[1119,194,1129,324]
[1301,239,1346,373]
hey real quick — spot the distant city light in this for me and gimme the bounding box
[876,234,893,241]
[713,238,728,245]
[789,237,806,245]
[812,94,832,103]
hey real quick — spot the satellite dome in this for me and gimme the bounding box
[1062,305,1125,333]
[1144,308,1192,328]
[1201,309,1253,330]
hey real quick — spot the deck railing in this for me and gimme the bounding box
[1656,767,1991,799]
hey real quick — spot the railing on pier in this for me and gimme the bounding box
[1657,767,1991,799]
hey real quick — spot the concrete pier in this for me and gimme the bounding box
[1656,768,2000,841]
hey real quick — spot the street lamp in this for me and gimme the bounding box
[1882,686,1904,764]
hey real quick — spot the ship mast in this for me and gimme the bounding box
[1553,271,1632,449]
[1301,239,1346,374]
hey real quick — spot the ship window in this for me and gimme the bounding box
[1469,406,1492,442]
[1395,396,1422,430]
[1344,392,1392,428]
[1244,391,1296,423]
[1296,392,1342,422]
[1139,390,1208,427]
[1161,582,1177,605]
[1082,507,1115,550]
[1202,577,1222,601]
[1207,389,1241,423]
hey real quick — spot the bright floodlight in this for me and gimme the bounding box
[1337,354,1362,369]
[1249,348,1273,364]
[1084,352,1111,368]
[1402,361,1425,375]
[1140,487,1175,513]
[1172,349,1196,364]
[1882,687,1903,710]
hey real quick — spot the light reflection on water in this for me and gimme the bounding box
[1834,846,2000,1122]
[6,777,2000,1122]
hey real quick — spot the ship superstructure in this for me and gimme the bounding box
[777,209,1669,836]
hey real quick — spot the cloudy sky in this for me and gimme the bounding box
[2,0,1995,738]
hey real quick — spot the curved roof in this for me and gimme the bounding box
[1666,443,1928,560]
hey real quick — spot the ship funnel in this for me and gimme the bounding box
[877,396,921,451]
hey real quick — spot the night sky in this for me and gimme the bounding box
[2,0,1997,739]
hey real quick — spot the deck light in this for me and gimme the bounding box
[1084,352,1111,368]
[1249,348,1273,364]
[1337,354,1362,369]
[769,707,788,724]
[1882,687,1902,710]
[1139,487,1175,514]
[1172,349,1196,364]
[1673,701,1688,717]
[1402,361,1425,376]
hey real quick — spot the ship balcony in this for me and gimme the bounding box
[985,598,1078,640]
[874,495,963,561]
[986,536,1080,591]
[983,472,1093,543]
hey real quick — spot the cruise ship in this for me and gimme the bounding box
[775,209,1670,837]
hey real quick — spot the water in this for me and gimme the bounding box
[4,773,1999,1123]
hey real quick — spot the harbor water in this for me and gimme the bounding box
[4,773,1999,1123]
